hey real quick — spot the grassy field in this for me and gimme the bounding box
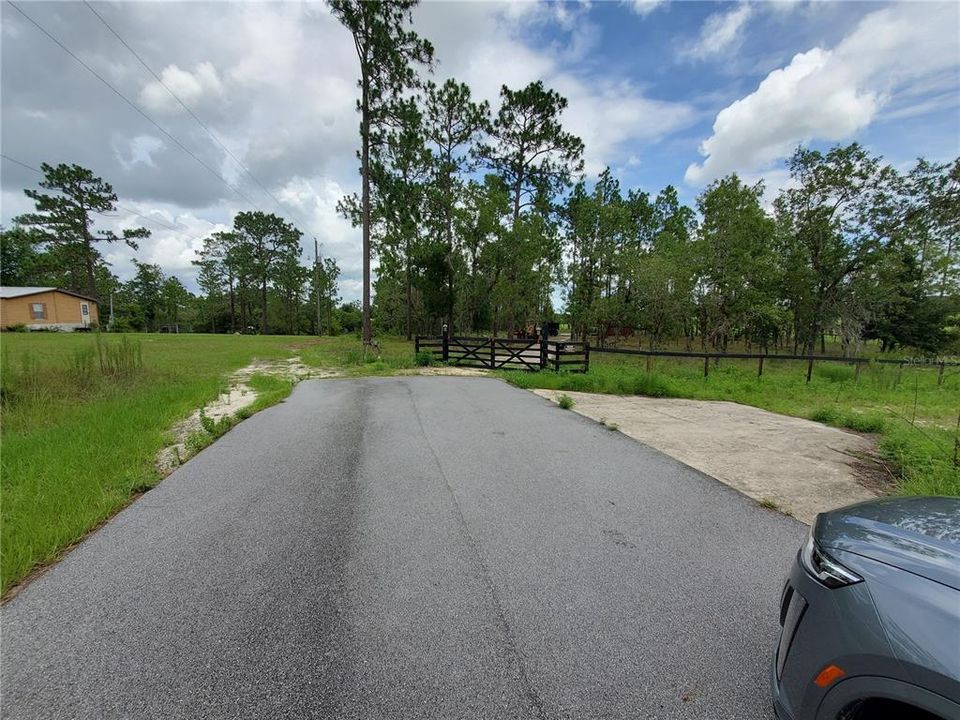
[500,353,959,497]
[0,331,423,594]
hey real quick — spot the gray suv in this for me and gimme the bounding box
[772,497,960,720]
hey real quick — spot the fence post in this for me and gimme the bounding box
[442,324,449,363]
[703,355,709,378]
[554,344,560,372]
[584,342,590,373]
[757,355,764,378]
[539,325,548,370]
[415,335,420,354]
[489,337,495,370]
[806,356,814,384]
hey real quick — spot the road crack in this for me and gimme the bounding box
[404,380,551,720]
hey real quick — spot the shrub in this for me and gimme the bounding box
[415,350,434,367]
[558,394,574,410]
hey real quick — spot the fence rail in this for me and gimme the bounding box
[590,345,957,383]
[415,331,954,383]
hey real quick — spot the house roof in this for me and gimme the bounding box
[0,287,98,302]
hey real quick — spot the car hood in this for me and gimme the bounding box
[816,497,960,591]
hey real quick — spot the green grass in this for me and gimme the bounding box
[296,334,417,375]
[0,332,421,594]
[0,333,315,594]
[499,354,960,497]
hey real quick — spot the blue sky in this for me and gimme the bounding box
[2,1,958,299]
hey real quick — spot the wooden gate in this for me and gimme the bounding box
[415,330,589,372]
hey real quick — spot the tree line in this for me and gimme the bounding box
[1,162,348,334]
[330,0,958,354]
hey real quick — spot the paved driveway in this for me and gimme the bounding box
[2,377,805,719]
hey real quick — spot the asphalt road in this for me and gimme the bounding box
[2,377,806,719]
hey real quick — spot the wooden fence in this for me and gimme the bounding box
[415,330,589,372]
[590,346,958,384]
[416,329,955,383]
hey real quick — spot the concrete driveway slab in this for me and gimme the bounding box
[533,389,878,524]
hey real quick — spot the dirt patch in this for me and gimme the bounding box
[156,356,339,474]
[534,390,880,525]
[155,384,258,474]
[232,356,338,382]
[402,366,490,377]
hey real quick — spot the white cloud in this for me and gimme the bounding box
[681,3,753,61]
[278,176,362,276]
[628,0,666,18]
[555,76,695,175]
[417,2,693,176]
[139,62,224,115]
[685,2,960,186]
[103,208,232,285]
[114,135,164,170]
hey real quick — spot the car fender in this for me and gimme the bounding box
[816,676,960,720]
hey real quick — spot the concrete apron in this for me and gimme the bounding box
[532,389,877,525]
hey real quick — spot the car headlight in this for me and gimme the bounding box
[799,526,862,588]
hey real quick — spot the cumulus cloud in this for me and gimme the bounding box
[139,62,224,115]
[628,0,666,18]
[417,1,693,176]
[685,2,960,186]
[681,3,753,61]
[555,76,695,175]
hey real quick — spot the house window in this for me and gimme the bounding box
[80,303,89,317]
[30,303,46,320]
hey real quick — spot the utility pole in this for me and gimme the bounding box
[314,238,322,336]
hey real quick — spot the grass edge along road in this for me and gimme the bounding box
[499,356,959,499]
[0,333,418,595]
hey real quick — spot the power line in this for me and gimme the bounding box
[81,0,312,236]
[1,153,181,232]
[7,0,267,215]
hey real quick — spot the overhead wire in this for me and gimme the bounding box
[80,0,312,236]
[6,0,270,217]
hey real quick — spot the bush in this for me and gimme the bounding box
[558,394,574,410]
[415,350,434,367]
[4,324,28,333]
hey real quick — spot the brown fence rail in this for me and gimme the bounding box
[416,331,954,383]
[415,331,589,372]
[590,345,958,384]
